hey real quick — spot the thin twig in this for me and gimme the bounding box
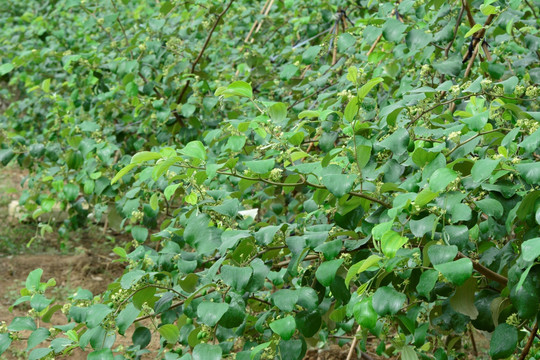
[524,0,538,19]
[345,325,362,360]
[135,288,216,322]
[253,0,275,36]
[520,322,538,360]
[244,0,270,43]
[175,0,235,109]
[464,38,481,78]
[445,5,465,58]
[446,128,504,157]
[456,252,508,285]
[469,325,478,357]
[366,33,382,56]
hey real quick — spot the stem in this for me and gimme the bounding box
[446,128,506,157]
[456,252,508,286]
[134,288,216,322]
[445,4,465,58]
[175,0,235,109]
[345,325,361,360]
[520,322,538,360]
[469,324,478,357]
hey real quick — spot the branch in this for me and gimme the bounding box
[134,288,216,322]
[175,0,235,111]
[463,13,495,77]
[456,252,508,286]
[446,128,508,157]
[184,164,391,208]
[345,325,362,360]
[524,0,539,19]
[519,322,538,360]
[444,5,465,58]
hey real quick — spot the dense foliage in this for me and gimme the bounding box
[1,0,540,358]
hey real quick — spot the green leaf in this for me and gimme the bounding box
[416,269,438,298]
[30,294,52,312]
[315,259,344,286]
[345,255,381,287]
[197,302,229,326]
[347,66,358,83]
[221,265,253,292]
[434,258,473,286]
[321,165,355,198]
[428,245,458,265]
[302,45,321,64]
[296,287,319,311]
[131,151,162,164]
[0,333,12,356]
[87,348,114,360]
[111,163,136,184]
[449,277,478,320]
[179,140,206,160]
[372,286,406,316]
[131,226,148,242]
[353,297,377,329]
[383,18,407,42]
[25,268,43,292]
[250,341,272,360]
[120,270,145,289]
[244,159,275,174]
[0,63,14,76]
[358,77,384,100]
[410,214,437,238]
[268,102,287,123]
[211,198,240,217]
[379,128,410,156]
[193,343,222,360]
[471,159,499,182]
[516,162,540,184]
[159,1,174,15]
[337,33,355,52]
[27,328,50,350]
[356,145,372,169]
[116,303,139,335]
[412,148,438,168]
[270,315,296,340]
[415,188,438,207]
[271,289,298,312]
[465,24,483,37]
[296,311,321,337]
[125,82,138,97]
[381,230,408,258]
[8,317,36,331]
[490,324,517,359]
[164,183,181,201]
[433,57,462,76]
[475,198,503,218]
[521,237,540,262]
[86,304,113,328]
[132,327,151,348]
[215,81,253,98]
[402,347,420,360]
[158,324,179,343]
[28,348,53,360]
[178,273,198,293]
[462,110,489,132]
[429,168,457,192]
[184,214,220,256]
[344,97,358,122]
